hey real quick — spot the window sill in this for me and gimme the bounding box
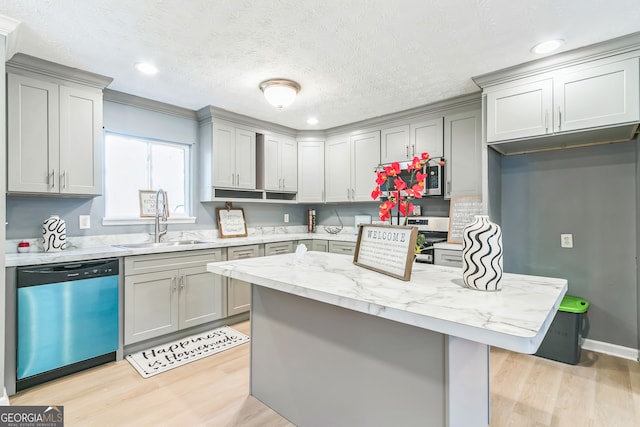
[102,217,197,226]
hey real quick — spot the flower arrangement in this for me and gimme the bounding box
[371,153,444,225]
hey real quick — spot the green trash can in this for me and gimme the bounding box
[535,295,589,365]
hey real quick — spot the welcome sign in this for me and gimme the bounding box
[354,224,418,281]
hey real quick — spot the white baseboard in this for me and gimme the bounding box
[582,338,639,361]
[0,387,9,405]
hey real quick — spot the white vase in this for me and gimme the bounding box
[42,215,66,252]
[462,215,503,291]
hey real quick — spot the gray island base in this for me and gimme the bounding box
[207,252,567,427]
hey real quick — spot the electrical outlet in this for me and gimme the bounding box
[560,233,573,248]
[284,213,289,223]
[79,215,91,229]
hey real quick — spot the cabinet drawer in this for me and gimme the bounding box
[125,249,225,275]
[227,244,261,260]
[328,241,356,255]
[434,248,462,267]
[265,241,295,256]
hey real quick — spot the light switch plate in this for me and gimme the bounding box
[560,233,573,248]
[284,213,289,223]
[79,215,91,229]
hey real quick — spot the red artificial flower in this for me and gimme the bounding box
[371,186,383,200]
[379,200,396,221]
[421,152,430,161]
[393,177,407,191]
[399,201,414,217]
[415,171,428,183]
[410,156,422,171]
[375,171,387,185]
[410,184,423,198]
[384,162,402,177]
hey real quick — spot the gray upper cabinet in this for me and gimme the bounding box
[325,131,381,202]
[6,54,110,196]
[297,140,325,203]
[410,117,444,159]
[380,125,410,163]
[444,108,482,199]
[484,56,639,152]
[380,118,443,164]
[258,133,297,192]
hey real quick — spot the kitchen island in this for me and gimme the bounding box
[207,251,567,427]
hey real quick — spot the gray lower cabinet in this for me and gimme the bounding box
[434,248,463,267]
[227,244,263,316]
[328,241,356,255]
[297,239,328,252]
[124,249,226,345]
[264,241,295,255]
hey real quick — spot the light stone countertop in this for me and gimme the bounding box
[207,251,568,354]
[5,231,358,267]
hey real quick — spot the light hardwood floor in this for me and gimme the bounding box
[9,321,640,426]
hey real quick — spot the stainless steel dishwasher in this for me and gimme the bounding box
[16,258,119,390]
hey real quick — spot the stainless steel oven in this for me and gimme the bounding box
[407,216,449,264]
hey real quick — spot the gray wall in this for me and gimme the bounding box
[500,140,637,348]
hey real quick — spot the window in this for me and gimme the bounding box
[104,132,191,221]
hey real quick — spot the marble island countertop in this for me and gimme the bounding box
[5,230,359,267]
[207,251,567,354]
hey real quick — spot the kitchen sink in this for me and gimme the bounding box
[116,240,211,249]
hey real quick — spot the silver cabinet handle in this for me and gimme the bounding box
[347,189,350,200]
[351,189,355,199]
[50,169,55,189]
[171,276,177,292]
[558,107,562,131]
[405,145,409,157]
[60,170,67,189]
[544,110,549,133]
[412,144,415,156]
[179,275,185,290]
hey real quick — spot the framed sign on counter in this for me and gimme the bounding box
[216,207,248,238]
[447,195,483,244]
[353,224,418,281]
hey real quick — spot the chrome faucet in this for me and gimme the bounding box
[154,188,168,243]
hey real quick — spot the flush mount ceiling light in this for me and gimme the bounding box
[135,62,158,75]
[531,39,565,54]
[259,79,301,109]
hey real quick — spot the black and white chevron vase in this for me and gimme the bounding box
[42,215,66,252]
[462,215,503,291]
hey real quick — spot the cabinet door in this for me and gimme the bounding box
[411,117,444,158]
[298,141,325,202]
[124,271,179,345]
[7,74,59,193]
[280,137,298,192]
[555,57,640,133]
[59,86,103,195]
[213,123,235,188]
[485,79,553,142]
[226,245,260,316]
[328,241,356,255]
[325,135,351,202]
[178,265,225,329]
[265,241,294,255]
[262,135,281,190]
[235,128,256,189]
[444,110,482,199]
[351,131,381,201]
[227,278,251,316]
[434,248,463,267]
[380,125,410,163]
[311,240,329,252]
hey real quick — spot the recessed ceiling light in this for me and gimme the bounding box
[135,62,158,75]
[531,39,565,55]
[307,117,319,125]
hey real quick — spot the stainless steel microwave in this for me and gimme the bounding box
[380,159,444,197]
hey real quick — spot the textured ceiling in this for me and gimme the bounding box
[2,0,640,130]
